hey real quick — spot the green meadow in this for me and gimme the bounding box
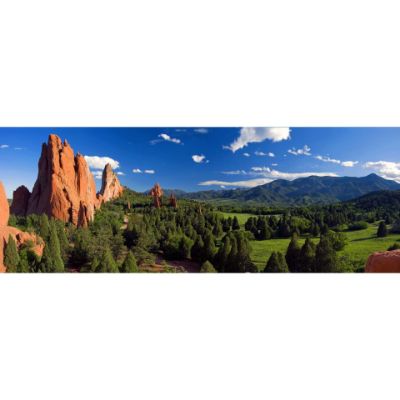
[222,213,400,271]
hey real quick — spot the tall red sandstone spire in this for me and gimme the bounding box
[25,134,99,227]
[150,183,163,208]
[99,163,124,203]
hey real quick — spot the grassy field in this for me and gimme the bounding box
[222,213,400,271]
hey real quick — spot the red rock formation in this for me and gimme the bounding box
[99,163,124,202]
[0,182,9,226]
[10,185,31,216]
[0,181,43,272]
[169,193,178,209]
[150,183,163,208]
[365,250,400,273]
[26,134,100,227]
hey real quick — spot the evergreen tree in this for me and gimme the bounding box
[4,235,19,273]
[232,216,240,230]
[203,231,217,262]
[55,221,69,263]
[264,252,288,273]
[120,251,138,273]
[226,237,238,272]
[257,219,271,240]
[312,224,321,237]
[314,236,338,272]
[17,249,30,273]
[285,234,302,272]
[179,235,194,259]
[215,236,231,272]
[191,235,205,262]
[97,247,119,273]
[39,214,50,239]
[200,260,217,273]
[298,238,316,272]
[377,221,388,238]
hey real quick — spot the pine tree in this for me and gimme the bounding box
[226,237,238,272]
[191,235,205,262]
[97,247,119,273]
[56,221,69,263]
[40,222,64,272]
[377,221,388,238]
[17,249,30,273]
[200,261,217,273]
[298,238,316,272]
[120,251,138,273]
[215,236,231,272]
[314,236,338,272]
[4,235,19,272]
[203,231,217,262]
[285,234,302,272]
[39,214,50,240]
[232,216,240,231]
[257,219,271,240]
[264,252,288,273]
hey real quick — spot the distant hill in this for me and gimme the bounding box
[351,189,400,212]
[174,174,400,206]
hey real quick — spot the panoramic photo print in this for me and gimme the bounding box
[0,127,399,273]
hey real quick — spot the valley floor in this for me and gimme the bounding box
[223,213,400,271]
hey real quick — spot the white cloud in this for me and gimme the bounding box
[250,166,338,180]
[363,161,400,182]
[144,169,155,174]
[84,156,120,170]
[223,127,290,152]
[192,154,209,164]
[132,169,142,173]
[341,161,358,167]
[272,163,278,166]
[14,147,23,150]
[92,170,103,180]
[193,128,208,134]
[199,178,273,188]
[243,152,250,157]
[222,170,248,175]
[0,144,9,149]
[315,155,358,167]
[116,171,125,176]
[255,151,275,157]
[159,133,181,144]
[288,145,312,156]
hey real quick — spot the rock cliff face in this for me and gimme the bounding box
[365,250,400,273]
[99,163,124,203]
[0,182,9,226]
[26,134,100,227]
[10,185,31,216]
[0,181,43,272]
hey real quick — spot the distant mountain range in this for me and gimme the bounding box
[152,174,400,206]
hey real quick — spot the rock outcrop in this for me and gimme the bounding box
[169,193,178,209]
[0,182,9,226]
[150,183,163,208]
[0,181,43,272]
[99,163,124,203]
[26,134,100,227]
[365,250,400,273]
[10,185,31,216]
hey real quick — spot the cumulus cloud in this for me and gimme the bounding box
[363,161,400,182]
[255,151,275,157]
[315,155,358,167]
[288,145,312,156]
[223,127,290,152]
[117,172,125,176]
[144,169,155,174]
[159,133,181,144]
[84,156,120,170]
[192,154,209,164]
[132,169,142,173]
[0,144,9,149]
[92,170,103,180]
[243,152,250,157]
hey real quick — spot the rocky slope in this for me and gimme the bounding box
[0,181,43,272]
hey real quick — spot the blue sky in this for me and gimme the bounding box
[0,127,399,197]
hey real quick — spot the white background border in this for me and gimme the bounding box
[1,1,400,399]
